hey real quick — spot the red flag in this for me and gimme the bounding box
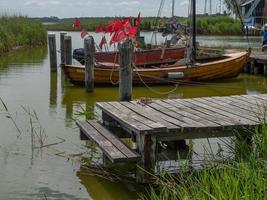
[72,18,81,29]
[110,30,127,45]
[122,18,131,27]
[127,26,138,39]
[80,29,88,39]
[99,36,107,49]
[96,23,103,33]
[105,21,114,33]
[113,20,123,32]
[134,12,141,26]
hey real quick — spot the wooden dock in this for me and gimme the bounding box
[246,52,267,76]
[77,94,267,182]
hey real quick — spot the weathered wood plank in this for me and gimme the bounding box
[160,99,222,127]
[164,99,234,126]
[184,98,257,125]
[194,97,259,124]
[88,120,139,161]
[76,121,127,162]
[147,101,207,128]
[121,101,180,130]
[201,97,260,122]
[97,102,152,133]
[170,98,245,126]
[110,102,167,132]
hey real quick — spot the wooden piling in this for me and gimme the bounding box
[84,36,95,92]
[250,60,255,74]
[264,64,267,76]
[119,40,134,101]
[254,65,260,75]
[60,32,67,65]
[48,34,57,72]
[64,35,72,65]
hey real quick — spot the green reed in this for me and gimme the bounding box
[0,15,47,53]
[143,125,267,200]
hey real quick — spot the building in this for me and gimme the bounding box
[241,0,267,27]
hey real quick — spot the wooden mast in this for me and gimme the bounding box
[172,0,175,18]
[192,0,196,61]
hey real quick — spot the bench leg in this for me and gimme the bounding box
[136,134,157,183]
[80,130,88,140]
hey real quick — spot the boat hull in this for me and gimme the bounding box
[63,52,249,85]
[74,47,186,66]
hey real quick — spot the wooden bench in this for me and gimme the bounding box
[76,120,140,163]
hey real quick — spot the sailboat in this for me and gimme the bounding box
[63,0,249,85]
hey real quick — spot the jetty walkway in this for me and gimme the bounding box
[77,94,267,182]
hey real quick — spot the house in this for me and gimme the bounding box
[241,0,267,27]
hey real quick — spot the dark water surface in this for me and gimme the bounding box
[0,32,266,199]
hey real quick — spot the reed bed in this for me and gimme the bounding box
[0,15,47,53]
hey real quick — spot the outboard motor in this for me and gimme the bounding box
[73,48,85,65]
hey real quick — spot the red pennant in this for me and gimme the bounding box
[96,23,103,33]
[105,21,114,33]
[113,20,123,32]
[110,30,127,45]
[72,18,81,29]
[127,26,138,39]
[99,36,107,49]
[134,12,141,26]
[80,29,88,39]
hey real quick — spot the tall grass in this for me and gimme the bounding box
[0,15,47,53]
[144,125,267,200]
[196,16,242,35]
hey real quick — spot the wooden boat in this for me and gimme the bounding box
[73,46,186,66]
[63,0,249,86]
[63,52,249,85]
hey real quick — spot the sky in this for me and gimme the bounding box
[0,0,223,18]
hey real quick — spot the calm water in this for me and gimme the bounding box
[0,32,267,200]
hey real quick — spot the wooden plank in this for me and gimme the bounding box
[88,120,139,161]
[110,102,167,132]
[193,97,259,124]
[164,99,234,126]
[170,98,245,126]
[130,101,192,131]
[183,98,257,125]
[161,99,224,127]
[97,102,152,133]
[76,121,127,162]
[147,101,207,128]
[222,96,265,114]
[121,101,180,130]
[201,97,260,122]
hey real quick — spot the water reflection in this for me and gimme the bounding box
[50,72,57,108]
[77,172,141,200]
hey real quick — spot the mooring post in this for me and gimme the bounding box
[84,36,95,93]
[264,64,267,76]
[64,35,72,65]
[48,34,57,72]
[60,32,67,65]
[250,60,255,74]
[119,39,134,101]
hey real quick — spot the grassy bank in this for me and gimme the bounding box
[196,16,242,35]
[144,126,267,200]
[43,16,242,36]
[0,16,47,53]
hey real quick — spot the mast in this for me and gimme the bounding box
[192,0,196,61]
[172,0,175,18]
